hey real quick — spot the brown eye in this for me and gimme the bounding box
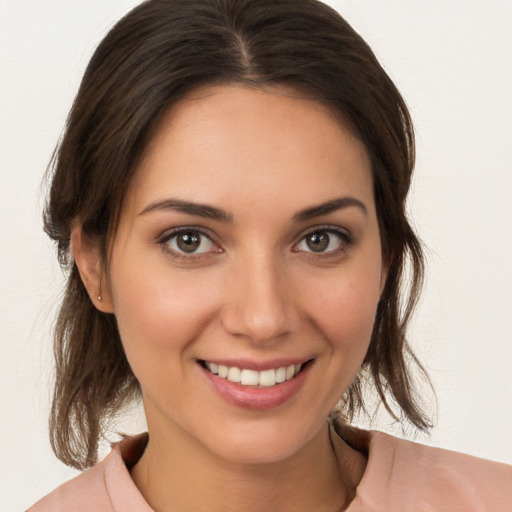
[177,232,201,252]
[165,230,215,254]
[305,232,330,252]
[296,229,348,254]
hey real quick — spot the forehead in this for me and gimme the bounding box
[126,83,374,217]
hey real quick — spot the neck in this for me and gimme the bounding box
[130,420,366,512]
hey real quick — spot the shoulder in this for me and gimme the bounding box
[26,460,111,512]
[27,434,152,512]
[335,425,512,512]
[374,431,512,510]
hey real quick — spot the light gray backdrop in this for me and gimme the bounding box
[1,1,511,510]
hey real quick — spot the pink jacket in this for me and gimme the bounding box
[28,426,512,511]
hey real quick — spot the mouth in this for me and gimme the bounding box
[199,359,312,388]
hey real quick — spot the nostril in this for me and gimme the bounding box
[221,310,294,344]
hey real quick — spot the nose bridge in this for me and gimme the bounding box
[222,246,296,343]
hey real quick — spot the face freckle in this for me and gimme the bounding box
[108,83,386,465]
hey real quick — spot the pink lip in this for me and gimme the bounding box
[200,360,312,410]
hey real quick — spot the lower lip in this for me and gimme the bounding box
[200,363,311,410]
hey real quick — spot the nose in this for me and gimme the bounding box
[221,252,299,344]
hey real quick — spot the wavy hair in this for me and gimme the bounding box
[44,0,432,470]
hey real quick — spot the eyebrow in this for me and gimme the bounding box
[139,198,233,222]
[139,196,367,222]
[293,197,367,221]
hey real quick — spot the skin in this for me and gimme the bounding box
[73,84,387,512]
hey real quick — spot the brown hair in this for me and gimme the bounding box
[44,0,432,470]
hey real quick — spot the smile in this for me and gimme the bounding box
[204,361,303,387]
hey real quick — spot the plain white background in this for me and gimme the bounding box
[1,1,511,509]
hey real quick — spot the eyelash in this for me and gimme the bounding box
[293,226,354,259]
[157,227,221,260]
[156,225,354,260]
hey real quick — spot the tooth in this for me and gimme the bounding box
[207,362,301,385]
[227,367,241,383]
[275,366,286,383]
[259,369,276,387]
[240,369,259,386]
[206,362,219,374]
[218,364,228,378]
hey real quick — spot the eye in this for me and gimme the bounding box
[295,228,350,254]
[160,229,218,255]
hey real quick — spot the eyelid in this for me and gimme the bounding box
[293,225,354,254]
[156,224,353,259]
[157,226,222,258]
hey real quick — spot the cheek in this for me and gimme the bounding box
[108,262,225,415]
[109,257,221,365]
[328,281,378,337]
[286,262,382,415]
[300,264,382,353]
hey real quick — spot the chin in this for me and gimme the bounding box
[194,416,325,466]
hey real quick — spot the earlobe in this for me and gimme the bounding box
[70,225,114,313]
[379,265,388,296]
[379,252,392,297]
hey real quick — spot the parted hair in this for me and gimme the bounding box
[44,0,432,470]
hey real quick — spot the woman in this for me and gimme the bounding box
[28,0,511,510]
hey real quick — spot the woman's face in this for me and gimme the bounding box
[107,84,385,464]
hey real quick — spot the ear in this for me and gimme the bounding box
[70,224,114,313]
[379,251,392,297]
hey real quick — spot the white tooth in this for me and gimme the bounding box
[259,369,276,387]
[227,367,241,383]
[207,362,219,374]
[275,366,286,383]
[285,365,295,380]
[294,363,302,375]
[218,364,228,378]
[240,369,259,386]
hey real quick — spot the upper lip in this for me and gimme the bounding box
[199,358,313,371]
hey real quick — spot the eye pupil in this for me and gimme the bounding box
[177,232,200,252]
[306,232,329,252]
